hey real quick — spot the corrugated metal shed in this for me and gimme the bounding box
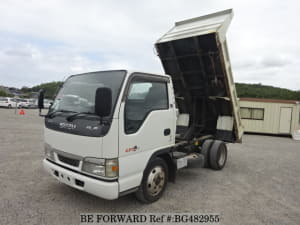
[239,98,300,136]
[240,98,299,104]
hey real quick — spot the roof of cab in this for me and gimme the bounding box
[68,69,170,79]
[126,70,170,78]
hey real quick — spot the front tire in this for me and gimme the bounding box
[135,158,168,203]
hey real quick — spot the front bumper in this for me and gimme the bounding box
[43,159,119,200]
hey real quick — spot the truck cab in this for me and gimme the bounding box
[43,70,177,202]
[43,9,243,203]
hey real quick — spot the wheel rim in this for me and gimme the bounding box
[218,146,226,166]
[146,166,165,197]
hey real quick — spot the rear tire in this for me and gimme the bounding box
[209,140,227,170]
[135,158,168,203]
[201,139,213,168]
[8,104,12,108]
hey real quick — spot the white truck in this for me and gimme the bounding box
[42,9,243,203]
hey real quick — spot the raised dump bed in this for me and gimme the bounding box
[155,9,243,143]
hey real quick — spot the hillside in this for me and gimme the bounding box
[236,83,300,100]
[21,81,63,99]
[0,89,12,97]
[1,82,300,101]
[31,82,299,100]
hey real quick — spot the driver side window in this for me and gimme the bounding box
[125,80,168,134]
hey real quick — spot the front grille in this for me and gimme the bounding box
[57,154,80,167]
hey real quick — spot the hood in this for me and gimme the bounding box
[44,127,103,159]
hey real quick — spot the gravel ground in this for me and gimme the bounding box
[0,108,300,225]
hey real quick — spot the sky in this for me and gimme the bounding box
[0,0,299,90]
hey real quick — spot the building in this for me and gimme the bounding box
[239,98,300,136]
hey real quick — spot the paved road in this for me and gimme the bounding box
[0,108,299,225]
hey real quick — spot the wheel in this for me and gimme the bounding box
[201,139,214,168]
[209,140,227,170]
[8,104,12,108]
[135,158,168,203]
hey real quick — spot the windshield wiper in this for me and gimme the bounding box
[66,112,99,122]
[46,110,76,119]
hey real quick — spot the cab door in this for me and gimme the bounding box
[118,73,176,192]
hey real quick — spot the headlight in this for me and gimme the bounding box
[82,158,105,177]
[45,143,55,161]
[82,158,118,178]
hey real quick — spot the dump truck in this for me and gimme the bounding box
[42,9,243,203]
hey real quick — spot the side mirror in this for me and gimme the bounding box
[95,87,112,117]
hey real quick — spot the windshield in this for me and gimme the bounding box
[49,71,126,116]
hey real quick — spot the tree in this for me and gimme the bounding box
[0,90,13,97]
[21,86,31,93]
[30,81,63,99]
[236,83,300,100]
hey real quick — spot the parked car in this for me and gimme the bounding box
[44,99,53,109]
[17,99,36,108]
[0,97,17,108]
[28,99,37,108]
[17,99,29,108]
[28,99,38,109]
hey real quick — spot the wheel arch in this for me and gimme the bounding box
[146,147,176,183]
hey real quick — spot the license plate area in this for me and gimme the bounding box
[53,169,85,188]
[53,170,72,184]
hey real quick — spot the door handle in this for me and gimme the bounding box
[164,128,171,136]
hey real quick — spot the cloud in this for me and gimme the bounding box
[260,56,290,68]
[5,49,32,58]
[0,0,299,90]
